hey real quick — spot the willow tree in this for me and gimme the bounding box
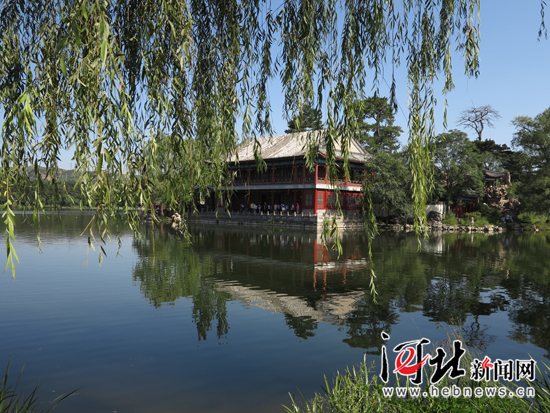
[1,0,545,276]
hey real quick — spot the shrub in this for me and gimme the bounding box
[464,211,482,221]
[442,213,458,226]
[519,212,542,224]
[518,212,550,231]
[478,204,498,217]
[461,212,491,227]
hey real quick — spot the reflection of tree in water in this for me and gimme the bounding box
[418,233,550,354]
[342,298,398,354]
[132,225,231,341]
[488,234,550,357]
[503,242,550,358]
[284,315,318,340]
[130,225,550,355]
[418,235,509,350]
[507,295,550,359]
[337,233,426,352]
[423,275,474,325]
[461,315,495,352]
[193,280,230,341]
[461,293,510,351]
[421,235,509,318]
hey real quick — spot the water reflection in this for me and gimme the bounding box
[130,224,550,358]
[132,225,231,341]
[132,225,381,344]
[419,233,550,357]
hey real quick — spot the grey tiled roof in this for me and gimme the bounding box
[230,130,372,163]
[484,170,506,178]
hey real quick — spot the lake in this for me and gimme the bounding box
[0,212,549,412]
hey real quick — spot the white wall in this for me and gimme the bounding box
[426,203,446,215]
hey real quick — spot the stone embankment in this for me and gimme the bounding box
[376,222,507,233]
[162,210,540,233]
[376,222,540,233]
[430,223,506,233]
[376,210,540,233]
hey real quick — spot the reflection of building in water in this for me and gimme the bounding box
[206,227,370,289]
[201,228,373,329]
[213,281,364,325]
[133,225,397,347]
[420,234,444,254]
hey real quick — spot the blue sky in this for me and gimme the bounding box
[264,0,550,149]
[431,0,550,147]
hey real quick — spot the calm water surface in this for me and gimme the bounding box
[1,212,549,412]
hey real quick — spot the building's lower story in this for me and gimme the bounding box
[222,185,364,214]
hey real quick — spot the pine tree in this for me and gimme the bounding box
[285,102,323,133]
[356,96,403,153]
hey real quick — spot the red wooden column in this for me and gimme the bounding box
[247,167,251,204]
[302,163,306,183]
[271,166,276,212]
[315,164,319,183]
[314,189,317,214]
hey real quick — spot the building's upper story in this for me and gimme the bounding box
[228,130,372,189]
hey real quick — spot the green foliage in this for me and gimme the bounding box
[478,204,497,217]
[285,102,323,133]
[511,108,550,213]
[443,210,502,227]
[473,140,512,172]
[477,205,504,226]
[441,213,458,226]
[432,130,484,206]
[525,361,550,412]
[464,211,481,221]
[513,176,550,214]
[460,212,491,227]
[353,96,403,154]
[365,151,412,219]
[518,212,546,224]
[512,108,550,165]
[284,359,531,413]
[473,138,530,187]
[0,0,492,275]
[0,179,87,208]
[517,212,550,230]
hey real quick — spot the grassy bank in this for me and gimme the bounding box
[285,360,549,412]
[284,331,550,413]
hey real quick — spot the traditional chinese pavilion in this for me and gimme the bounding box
[225,131,371,214]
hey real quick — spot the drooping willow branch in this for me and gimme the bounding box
[2,0,543,277]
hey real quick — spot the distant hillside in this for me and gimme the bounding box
[30,166,79,182]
